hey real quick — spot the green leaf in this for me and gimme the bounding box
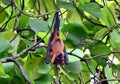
[79,2,102,18]
[64,61,82,73]
[111,64,120,78]
[90,44,110,55]
[9,35,20,55]
[60,66,74,81]
[110,29,120,49]
[34,74,52,84]
[3,62,14,73]
[66,8,82,23]
[105,65,114,84]
[114,50,120,61]
[84,39,95,44]
[38,32,50,45]
[28,19,49,33]
[0,31,15,40]
[0,62,5,75]
[94,28,108,40]
[0,31,16,40]
[87,59,97,73]
[44,0,55,11]
[37,60,51,74]
[100,6,115,27]
[0,62,9,79]
[57,0,74,11]
[22,39,34,47]
[17,40,27,58]
[89,44,109,66]
[19,15,29,28]
[1,0,11,4]
[23,57,41,80]
[62,23,89,45]
[0,6,7,23]
[67,49,84,62]
[0,38,10,53]
[62,75,75,84]
[78,0,90,4]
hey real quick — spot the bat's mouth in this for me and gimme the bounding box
[53,53,64,64]
[56,53,64,60]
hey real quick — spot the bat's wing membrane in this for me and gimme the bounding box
[46,33,53,64]
[64,46,69,64]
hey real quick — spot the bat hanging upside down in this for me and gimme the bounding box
[46,11,68,65]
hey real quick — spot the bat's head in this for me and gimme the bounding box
[53,52,64,65]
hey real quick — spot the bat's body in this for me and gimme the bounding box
[46,11,68,65]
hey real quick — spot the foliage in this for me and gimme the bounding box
[0,0,120,84]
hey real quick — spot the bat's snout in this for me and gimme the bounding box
[56,53,64,61]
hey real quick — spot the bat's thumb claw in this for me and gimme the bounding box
[46,59,50,64]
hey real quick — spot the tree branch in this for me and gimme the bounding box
[6,58,31,84]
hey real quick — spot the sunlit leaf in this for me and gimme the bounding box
[19,15,29,28]
[0,6,7,23]
[0,62,9,79]
[0,31,16,40]
[66,8,82,23]
[67,49,84,62]
[38,32,50,45]
[94,28,108,40]
[100,6,115,27]
[0,62,5,75]
[78,0,90,4]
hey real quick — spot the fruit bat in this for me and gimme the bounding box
[46,11,68,65]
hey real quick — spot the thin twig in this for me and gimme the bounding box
[84,51,120,60]
[0,2,12,13]
[96,78,120,84]
[1,4,14,29]
[73,2,106,27]
[11,0,59,18]
[114,0,120,7]
[55,65,61,84]
[84,60,101,81]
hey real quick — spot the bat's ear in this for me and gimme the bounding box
[64,46,69,64]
